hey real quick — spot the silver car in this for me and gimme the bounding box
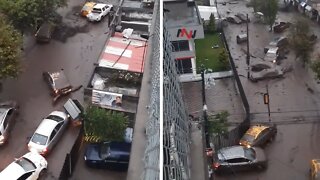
[212,145,267,174]
[0,101,18,145]
[28,111,69,155]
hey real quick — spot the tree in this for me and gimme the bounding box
[0,16,22,79]
[218,49,229,71]
[251,0,278,30]
[84,106,128,143]
[208,110,229,135]
[207,13,215,33]
[0,0,66,32]
[311,56,320,80]
[289,18,314,66]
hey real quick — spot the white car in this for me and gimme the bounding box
[0,152,47,180]
[28,111,69,155]
[87,3,113,22]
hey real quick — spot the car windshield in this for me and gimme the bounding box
[31,133,48,145]
[92,8,101,13]
[15,157,36,172]
[244,148,256,161]
[242,134,255,143]
[46,115,63,122]
[99,143,111,159]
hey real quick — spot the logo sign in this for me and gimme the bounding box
[176,28,197,39]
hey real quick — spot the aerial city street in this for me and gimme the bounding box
[1,0,320,179]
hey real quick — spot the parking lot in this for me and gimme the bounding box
[0,0,125,179]
[214,0,320,179]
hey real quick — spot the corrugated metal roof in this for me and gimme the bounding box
[98,32,147,73]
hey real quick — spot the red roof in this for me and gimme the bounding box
[98,32,147,73]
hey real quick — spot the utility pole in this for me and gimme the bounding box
[264,84,271,122]
[201,65,210,148]
[246,14,250,79]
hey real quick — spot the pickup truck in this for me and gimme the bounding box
[87,3,113,22]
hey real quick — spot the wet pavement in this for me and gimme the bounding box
[214,0,320,179]
[0,0,124,179]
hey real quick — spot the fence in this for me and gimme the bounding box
[59,127,84,180]
[210,29,251,151]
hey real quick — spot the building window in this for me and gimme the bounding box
[175,58,192,74]
[171,40,189,52]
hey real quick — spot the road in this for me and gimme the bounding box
[215,0,320,179]
[0,0,125,179]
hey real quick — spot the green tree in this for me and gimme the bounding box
[251,0,278,30]
[289,18,314,66]
[311,57,320,80]
[0,16,22,79]
[207,13,215,33]
[208,110,229,135]
[218,49,229,70]
[0,0,66,32]
[84,106,128,143]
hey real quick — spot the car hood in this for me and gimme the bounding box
[85,144,102,161]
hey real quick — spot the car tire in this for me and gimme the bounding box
[39,169,47,180]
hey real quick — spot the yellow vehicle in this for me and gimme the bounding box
[239,124,277,148]
[311,159,320,180]
[81,2,96,17]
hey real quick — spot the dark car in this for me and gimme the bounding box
[226,16,242,24]
[212,146,267,175]
[42,70,73,102]
[239,124,277,148]
[84,141,131,170]
[273,21,291,33]
[35,22,55,43]
[235,13,250,23]
[0,101,18,145]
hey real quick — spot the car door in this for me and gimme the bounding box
[50,122,64,148]
[17,171,35,180]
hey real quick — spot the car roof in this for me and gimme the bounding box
[93,3,107,8]
[35,119,58,136]
[48,70,71,90]
[217,146,246,160]
[109,142,131,157]
[245,125,269,138]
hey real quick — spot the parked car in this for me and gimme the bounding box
[42,70,73,102]
[84,141,131,170]
[84,127,133,170]
[250,61,273,72]
[239,124,277,148]
[212,146,267,174]
[0,101,18,145]
[87,3,113,22]
[226,16,242,24]
[28,111,69,155]
[264,36,288,53]
[35,22,55,43]
[236,34,248,44]
[310,159,320,180]
[0,152,47,180]
[264,47,280,64]
[273,21,291,33]
[81,2,96,17]
[250,66,284,82]
[235,13,250,23]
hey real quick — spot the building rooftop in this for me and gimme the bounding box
[164,1,202,28]
[98,32,148,73]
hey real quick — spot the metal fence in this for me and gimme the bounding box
[163,17,191,180]
[142,0,160,179]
